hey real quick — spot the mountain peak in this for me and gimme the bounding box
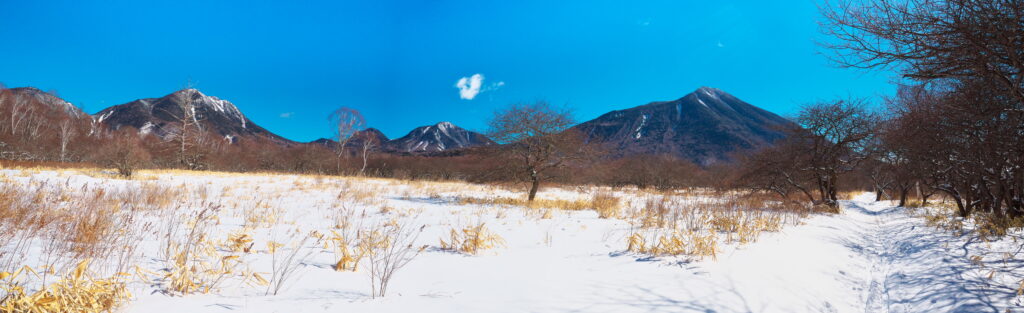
[384,122,493,154]
[693,86,727,98]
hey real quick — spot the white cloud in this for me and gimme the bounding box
[716,41,725,48]
[279,112,294,118]
[455,74,485,100]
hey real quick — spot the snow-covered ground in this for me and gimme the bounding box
[2,169,1022,312]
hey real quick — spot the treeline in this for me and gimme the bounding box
[736,0,1023,223]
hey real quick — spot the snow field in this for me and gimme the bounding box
[1,169,1022,312]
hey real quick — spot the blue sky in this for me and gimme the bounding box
[0,0,894,142]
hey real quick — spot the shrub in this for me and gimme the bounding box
[264,231,315,296]
[364,219,426,298]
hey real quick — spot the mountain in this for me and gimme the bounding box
[349,128,390,148]
[383,122,494,154]
[94,89,290,144]
[5,87,85,117]
[311,128,390,150]
[572,87,794,165]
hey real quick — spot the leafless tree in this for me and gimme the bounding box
[328,107,365,174]
[821,0,1024,221]
[736,142,817,201]
[820,0,1024,102]
[8,92,32,136]
[104,128,152,177]
[796,99,879,207]
[359,133,379,176]
[739,98,879,209]
[161,83,206,170]
[57,117,77,162]
[487,101,586,201]
[886,81,1024,218]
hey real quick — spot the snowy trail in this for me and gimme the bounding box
[837,196,1019,313]
[120,192,1019,313]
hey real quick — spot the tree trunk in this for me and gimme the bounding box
[359,144,369,176]
[950,192,968,218]
[898,187,909,207]
[528,172,540,201]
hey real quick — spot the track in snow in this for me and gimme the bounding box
[829,195,1018,313]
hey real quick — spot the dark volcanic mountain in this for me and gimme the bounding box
[573,87,794,165]
[94,89,290,143]
[383,122,494,154]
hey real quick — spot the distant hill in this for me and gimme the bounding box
[382,122,494,154]
[311,128,390,150]
[314,122,494,154]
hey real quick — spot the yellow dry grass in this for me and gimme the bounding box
[439,223,506,255]
[0,259,131,313]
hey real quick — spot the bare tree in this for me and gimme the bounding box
[821,0,1024,221]
[736,143,817,201]
[328,107,365,174]
[8,92,32,136]
[104,128,152,177]
[161,83,206,170]
[58,117,77,162]
[740,98,879,209]
[359,132,379,176]
[820,0,1024,102]
[487,101,585,201]
[886,81,1024,218]
[795,98,879,207]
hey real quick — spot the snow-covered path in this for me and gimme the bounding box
[678,193,1018,313]
[838,196,1020,313]
[120,190,1020,313]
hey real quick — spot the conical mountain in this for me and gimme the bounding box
[573,87,794,165]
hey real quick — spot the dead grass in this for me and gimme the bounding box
[624,190,801,260]
[0,259,131,313]
[439,222,506,255]
[591,192,621,219]
[457,193,622,217]
[626,230,718,260]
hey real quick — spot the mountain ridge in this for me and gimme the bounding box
[3,85,791,161]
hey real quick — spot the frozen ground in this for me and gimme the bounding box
[2,170,1023,313]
